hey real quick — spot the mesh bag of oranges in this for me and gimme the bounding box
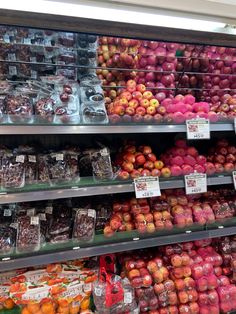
[0,284,16,311]
[51,279,92,314]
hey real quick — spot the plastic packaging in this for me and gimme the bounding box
[16,216,40,253]
[0,223,16,255]
[6,93,33,123]
[1,153,25,189]
[73,209,96,242]
[90,148,113,181]
[35,96,55,123]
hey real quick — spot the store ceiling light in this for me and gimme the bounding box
[0,0,227,33]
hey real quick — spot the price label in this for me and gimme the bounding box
[27,208,35,217]
[4,209,12,217]
[186,119,210,140]
[28,155,36,163]
[30,216,39,225]
[124,292,132,304]
[134,176,161,199]
[16,155,25,163]
[56,153,64,161]
[185,173,207,195]
[233,171,236,190]
[46,206,53,214]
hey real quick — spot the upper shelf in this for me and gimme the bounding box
[0,122,234,134]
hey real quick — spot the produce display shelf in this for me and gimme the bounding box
[1,224,236,272]
[0,174,233,204]
[0,122,234,134]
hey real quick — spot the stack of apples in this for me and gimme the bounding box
[191,201,215,225]
[206,138,236,174]
[210,94,236,121]
[115,142,170,180]
[153,278,178,312]
[125,258,153,289]
[169,253,199,314]
[135,286,159,313]
[161,139,207,176]
[107,79,165,124]
[97,36,140,96]
[160,94,218,123]
[137,41,179,98]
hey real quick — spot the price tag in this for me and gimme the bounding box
[233,171,236,190]
[27,208,35,216]
[88,209,95,218]
[23,38,31,45]
[16,155,25,163]
[186,119,210,140]
[28,155,36,163]
[39,213,46,221]
[124,292,132,304]
[134,176,161,199]
[185,173,207,195]
[56,153,64,161]
[9,66,17,76]
[46,206,53,214]
[4,209,12,217]
[95,287,102,296]
[30,216,39,225]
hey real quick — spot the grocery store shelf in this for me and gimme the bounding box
[0,174,233,204]
[1,225,236,271]
[0,122,234,134]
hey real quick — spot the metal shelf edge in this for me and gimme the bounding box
[1,226,236,271]
[0,175,233,204]
[0,123,233,134]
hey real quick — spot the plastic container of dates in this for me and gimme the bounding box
[57,32,76,47]
[54,83,80,124]
[90,148,113,181]
[16,215,41,253]
[77,33,98,50]
[1,153,25,189]
[73,209,96,242]
[80,84,104,104]
[77,49,97,67]
[47,152,71,184]
[35,95,55,123]
[6,93,34,123]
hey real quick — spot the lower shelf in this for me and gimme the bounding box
[0,174,233,204]
[1,223,236,272]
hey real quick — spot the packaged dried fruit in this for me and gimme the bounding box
[47,152,71,183]
[6,93,33,123]
[90,148,113,181]
[16,216,40,253]
[2,153,25,189]
[0,223,16,255]
[35,96,55,123]
[73,209,96,242]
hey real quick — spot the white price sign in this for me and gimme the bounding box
[233,171,236,190]
[185,173,207,195]
[186,119,210,140]
[134,176,161,198]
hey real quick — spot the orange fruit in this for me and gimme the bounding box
[80,298,89,311]
[27,303,41,313]
[22,307,31,314]
[57,306,69,314]
[4,298,15,309]
[41,302,55,314]
[69,304,80,314]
